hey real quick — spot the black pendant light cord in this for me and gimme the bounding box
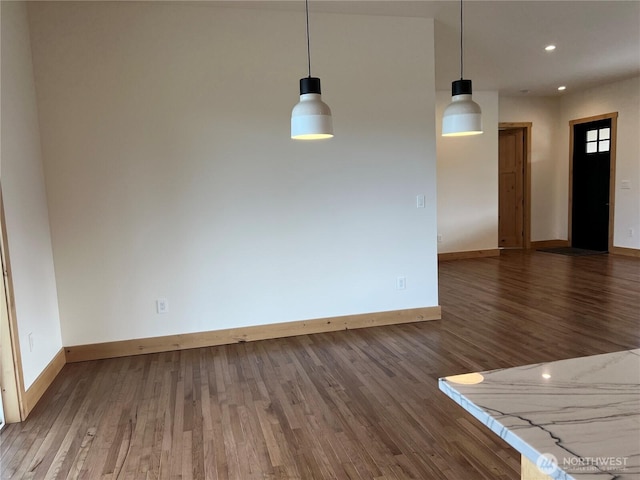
[305,0,312,78]
[459,0,464,80]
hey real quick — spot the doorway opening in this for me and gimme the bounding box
[0,189,26,424]
[498,122,531,249]
[569,113,618,252]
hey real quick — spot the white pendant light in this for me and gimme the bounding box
[291,78,333,140]
[291,0,333,140]
[442,0,483,137]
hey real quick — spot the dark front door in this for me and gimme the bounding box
[572,118,611,252]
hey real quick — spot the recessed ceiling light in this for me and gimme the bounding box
[545,45,556,52]
[558,86,567,91]
[542,373,552,379]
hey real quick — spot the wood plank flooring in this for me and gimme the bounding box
[1,251,638,479]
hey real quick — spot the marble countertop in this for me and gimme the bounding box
[439,349,640,480]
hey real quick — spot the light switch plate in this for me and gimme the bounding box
[156,298,169,314]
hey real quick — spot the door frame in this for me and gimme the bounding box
[499,122,532,249]
[568,113,618,252]
[0,189,27,422]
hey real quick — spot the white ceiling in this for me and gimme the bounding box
[222,0,640,96]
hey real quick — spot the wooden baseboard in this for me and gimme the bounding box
[438,249,500,262]
[610,246,640,258]
[65,306,442,363]
[23,347,66,415]
[529,240,570,250]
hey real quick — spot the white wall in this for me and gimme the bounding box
[1,2,63,389]
[436,91,499,253]
[499,96,563,241]
[28,3,439,346]
[559,76,640,250]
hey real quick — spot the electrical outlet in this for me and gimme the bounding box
[156,298,169,314]
[416,194,426,208]
[28,333,34,352]
[629,229,634,238]
[396,276,406,290]
[437,235,443,243]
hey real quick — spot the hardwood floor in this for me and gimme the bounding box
[1,251,638,479]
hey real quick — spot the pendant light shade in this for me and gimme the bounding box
[442,79,482,136]
[291,77,333,140]
[442,0,483,137]
[291,0,333,140]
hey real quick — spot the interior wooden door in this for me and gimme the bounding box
[499,128,525,248]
